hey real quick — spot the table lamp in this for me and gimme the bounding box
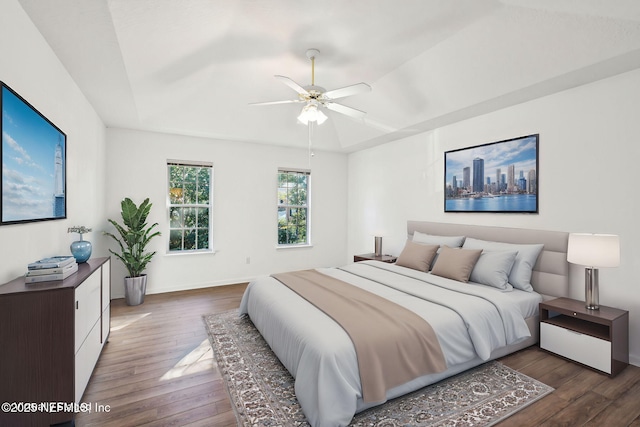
[374,236,383,257]
[567,233,620,310]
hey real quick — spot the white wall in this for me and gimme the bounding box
[5,0,637,367]
[105,128,348,297]
[0,0,107,284]
[348,69,640,366]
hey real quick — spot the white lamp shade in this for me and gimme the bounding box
[567,233,620,268]
[297,104,328,125]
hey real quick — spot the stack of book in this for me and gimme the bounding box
[25,256,78,284]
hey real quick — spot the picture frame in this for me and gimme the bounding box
[444,134,538,213]
[1,81,67,225]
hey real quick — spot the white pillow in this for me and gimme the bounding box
[413,231,465,248]
[469,250,517,291]
[462,238,544,292]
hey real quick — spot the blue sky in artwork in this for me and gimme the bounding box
[2,86,65,222]
[445,136,537,187]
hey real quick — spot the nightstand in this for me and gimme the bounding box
[353,253,397,263]
[539,297,629,377]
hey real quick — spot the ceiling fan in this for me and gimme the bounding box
[250,49,371,125]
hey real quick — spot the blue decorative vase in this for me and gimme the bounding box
[70,235,92,263]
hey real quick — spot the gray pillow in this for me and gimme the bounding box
[469,250,518,291]
[413,231,465,248]
[462,238,543,292]
[430,246,482,283]
[395,241,439,272]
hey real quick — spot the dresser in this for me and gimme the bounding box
[0,257,111,426]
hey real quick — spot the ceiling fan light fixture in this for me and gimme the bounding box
[252,48,370,127]
[297,104,327,125]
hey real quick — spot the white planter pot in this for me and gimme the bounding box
[124,274,147,306]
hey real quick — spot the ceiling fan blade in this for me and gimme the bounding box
[324,102,367,119]
[274,75,309,96]
[249,99,303,106]
[323,83,371,100]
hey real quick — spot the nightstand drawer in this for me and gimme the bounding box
[540,322,611,374]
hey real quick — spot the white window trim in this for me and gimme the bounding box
[277,168,311,247]
[166,160,214,254]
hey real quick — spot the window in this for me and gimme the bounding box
[277,169,310,246]
[167,161,212,252]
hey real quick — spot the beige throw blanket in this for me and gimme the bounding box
[272,269,447,403]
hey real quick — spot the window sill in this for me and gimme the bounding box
[276,244,313,250]
[165,249,217,256]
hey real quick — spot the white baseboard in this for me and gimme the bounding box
[110,276,257,300]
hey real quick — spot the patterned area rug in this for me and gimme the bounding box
[203,310,553,426]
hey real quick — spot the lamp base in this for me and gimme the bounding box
[374,236,382,257]
[585,267,599,310]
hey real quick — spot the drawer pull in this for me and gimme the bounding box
[573,312,577,316]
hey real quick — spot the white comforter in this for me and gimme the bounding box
[239,261,540,427]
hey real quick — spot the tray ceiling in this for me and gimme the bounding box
[17,0,640,152]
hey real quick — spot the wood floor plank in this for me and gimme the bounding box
[539,390,611,426]
[76,283,640,427]
[585,379,640,426]
[142,402,221,426]
[495,387,570,427]
[551,369,608,403]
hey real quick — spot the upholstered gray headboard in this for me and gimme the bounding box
[407,221,569,299]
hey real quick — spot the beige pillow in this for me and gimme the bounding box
[431,246,483,282]
[395,241,439,272]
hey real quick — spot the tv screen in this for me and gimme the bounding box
[444,134,539,213]
[1,81,67,225]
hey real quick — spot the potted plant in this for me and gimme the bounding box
[104,197,161,306]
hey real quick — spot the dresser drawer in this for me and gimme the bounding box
[540,322,611,374]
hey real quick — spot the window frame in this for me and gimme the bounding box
[277,168,311,247]
[166,160,213,254]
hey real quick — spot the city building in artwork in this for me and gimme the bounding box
[527,169,537,194]
[463,167,470,189]
[53,138,65,217]
[472,157,484,193]
[446,161,537,198]
[507,164,515,193]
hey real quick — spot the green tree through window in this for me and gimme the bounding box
[278,169,310,245]
[168,162,212,252]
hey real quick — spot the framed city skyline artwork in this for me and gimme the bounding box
[444,134,539,213]
[1,81,67,225]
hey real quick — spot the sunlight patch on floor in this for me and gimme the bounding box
[110,312,151,331]
[160,339,214,380]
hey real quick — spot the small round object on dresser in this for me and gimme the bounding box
[70,239,92,263]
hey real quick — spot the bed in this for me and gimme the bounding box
[239,221,570,426]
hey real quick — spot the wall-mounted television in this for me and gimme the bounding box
[1,81,67,225]
[444,134,539,213]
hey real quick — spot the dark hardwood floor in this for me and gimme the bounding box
[76,284,640,427]
[75,284,247,427]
